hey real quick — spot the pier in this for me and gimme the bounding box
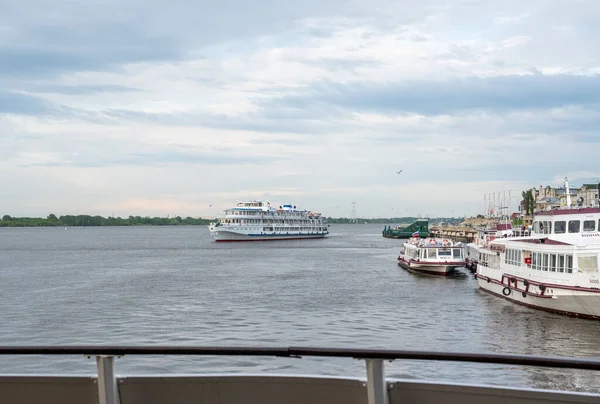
[429,226,477,243]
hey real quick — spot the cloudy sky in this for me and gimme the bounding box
[2,0,600,218]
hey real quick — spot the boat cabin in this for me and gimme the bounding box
[403,239,465,261]
[531,208,600,246]
[236,201,265,208]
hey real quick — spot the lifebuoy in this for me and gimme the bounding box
[502,287,511,296]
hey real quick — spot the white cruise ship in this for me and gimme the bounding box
[475,178,600,319]
[208,200,329,242]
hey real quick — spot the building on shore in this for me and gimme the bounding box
[529,182,598,211]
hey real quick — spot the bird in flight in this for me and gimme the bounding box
[396,170,403,174]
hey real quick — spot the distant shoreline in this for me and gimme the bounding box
[1,214,464,228]
[0,215,212,227]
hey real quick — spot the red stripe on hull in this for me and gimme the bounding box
[407,267,454,276]
[474,274,553,298]
[535,207,600,216]
[478,287,600,321]
[475,272,600,294]
[215,236,327,242]
[397,260,455,276]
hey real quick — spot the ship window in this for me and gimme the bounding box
[554,221,566,234]
[556,254,565,272]
[550,254,557,272]
[583,220,596,232]
[453,249,461,259]
[438,249,451,257]
[505,249,522,266]
[542,253,549,271]
[578,255,598,273]
[568,220,580,233]
[532,253,538,270]
[566,255,573,273]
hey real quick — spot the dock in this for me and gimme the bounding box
[429,226,477,243]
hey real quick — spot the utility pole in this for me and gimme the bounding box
[350,202,357,223]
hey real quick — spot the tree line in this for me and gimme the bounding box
[0,214,212,227]
[0,214,467,227]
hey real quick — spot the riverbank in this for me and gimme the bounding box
[0,215,212,227]
[1,215,465,227]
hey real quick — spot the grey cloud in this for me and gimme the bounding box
[293,57,384,71]
[19,150,281,168]
[26,84,142,95]
[0,49,93,77]
[97,108,345,135]
[0,91,56,115]
[266,74,600,116]
[1,0,442,80]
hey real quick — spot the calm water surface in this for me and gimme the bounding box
[1,224,600,393]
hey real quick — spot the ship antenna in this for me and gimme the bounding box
[565,177,571,207]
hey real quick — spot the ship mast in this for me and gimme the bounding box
[565,177,571,207]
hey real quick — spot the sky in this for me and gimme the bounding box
[2,0,600,218]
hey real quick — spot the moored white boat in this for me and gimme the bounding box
[475,178,600,319]
[465,223,530,272]
[397,237,466,275]
[208,200,328,242]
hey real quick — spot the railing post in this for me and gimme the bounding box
[365,359,389,404]
[96,356,120,404]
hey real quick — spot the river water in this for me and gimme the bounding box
[1,224,599,393]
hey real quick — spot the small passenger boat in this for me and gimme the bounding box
[397,237,466,275]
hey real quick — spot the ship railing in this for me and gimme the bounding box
[2,345,600,404]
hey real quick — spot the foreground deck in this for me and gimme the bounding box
[1,346,599,404]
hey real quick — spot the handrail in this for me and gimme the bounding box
[1,346,600,371]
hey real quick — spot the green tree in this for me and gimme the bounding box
[2,215,11,221]
[521,190,535,215]
[47,213,57,220]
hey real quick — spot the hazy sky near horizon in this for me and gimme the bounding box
[2,0,600,218]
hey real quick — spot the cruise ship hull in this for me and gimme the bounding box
[209,227,328,242]
[475,269,600,320]
[397,257,464,275]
